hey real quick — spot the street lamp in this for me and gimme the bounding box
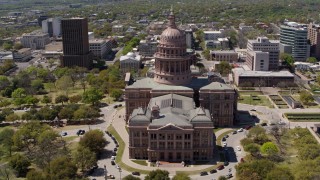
[104,165,107,180]
[119,168,122,180]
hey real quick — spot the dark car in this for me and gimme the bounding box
[210,169,217,174]
[114,148,118,151]
[80,130,85,135]
[217,165,224,170]
[111,161,115,165]
[226,174,233,178]
[113,105,118,109]
[115,144,119,147]
[232,131,237,134]
[118,104,122,107]
[224,134,229,138]
[132,171,140,176]
[200,171,208,176]
[261,123,267,126]
[112,152,117,156]
[224,161,229,166]
[222,137,226,141]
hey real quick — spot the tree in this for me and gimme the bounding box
[307,57,318,63]
[25,96,39,106]
[216,61,232,76]
[260,142,279,156]
[37,106,58,120]
[144,170,170,180]
[41,95,52,105]
[73,105,100,121]
[11,88,26,98]
[69,94,82,103]
[236,159,275,180]
[82,88,104,106]
[248,126,269,145]
[5,113,20,122]
[218,176,228,180]
[13,43,23,50]
[244,143,260,157]
[2,42,12,50]
[0,75,10,90]
[280,53,294,66]
[9,154,31,177]
[172,173,191,180]
[55,94,69,105]
[13,122,66,167]
[297,144,320,160]
[266,166,294,180]
[55,75,73,94]
[123,175,141,180]
[26,170,45,180]
[79,129,106,155]
[0,128,14,156]
[45,156,77,180]
[202,49,210,60]
[109,88,123,100]
[299,90,314,105]
[73,147,97,172]
[58,106,77,120]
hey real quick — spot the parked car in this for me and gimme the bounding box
[132,171,140,176]
[112,152,117,156]
[250,109,256,111]
[118,104,122,107]
[116,164,120,169]
[237,146,241,151]
[245,125,252,130]
[224,135,229,138]
[111,160,115,165]
[113,105,118,109]
[217,165,224,170]
[106,174,115,179]
[114,148,118,152]
[200,171,208,176]
[80,130,85,135]
[237,128,243,132]
[115,144,119,148]
[210,169,217,174]
[261,123,267,126]
[222,137,226,141]
[224,161,229,166]
[111,156,116,160]
[61,132,67,136]
[226,174,233,178]
[223,142,227,146]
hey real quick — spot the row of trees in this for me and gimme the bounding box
[0,121,106,179]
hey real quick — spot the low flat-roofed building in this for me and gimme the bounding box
[12,48,32,62]
[0,54,13,62]
[139,39,158,57]
[210,50,238,62]
[246,51,269,71]
[112,25,124,33]
[21,31,50,50]
[204,30,224,41]
[89,39,112,59]
[232,67,295,87]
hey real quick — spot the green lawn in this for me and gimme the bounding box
[132,160,148,166]
[213,127,223,133]
[238,95,274,108]
[62,136,79,142]
[239,91,263,96]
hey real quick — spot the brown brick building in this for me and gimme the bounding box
[126,9,237,162]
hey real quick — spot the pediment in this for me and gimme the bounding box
[157,123,184,131]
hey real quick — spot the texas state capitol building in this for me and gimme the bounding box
[125,9,237,162]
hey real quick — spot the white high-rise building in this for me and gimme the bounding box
[42,17,61,37]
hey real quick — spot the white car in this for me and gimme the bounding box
[111,156,116,160]
[237,128,243,132]
[116,164,120,169]
[223,142,227,147]
[237,146,241,151]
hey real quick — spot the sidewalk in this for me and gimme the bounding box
[111,108,222,175]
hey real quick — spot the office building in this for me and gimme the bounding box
[42,17,61,37]
[61,18,93,69]
[185,29,194,49]
[89,39,112,59]
[120,52,141,73]
[246,37,280,71]
[280,23,310,61]
[138,39,158,57]
[21,31,50,50]
[308,23,320,60]
[210,50,238,62]
[203,30,224,41]
[12,48,32,62]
